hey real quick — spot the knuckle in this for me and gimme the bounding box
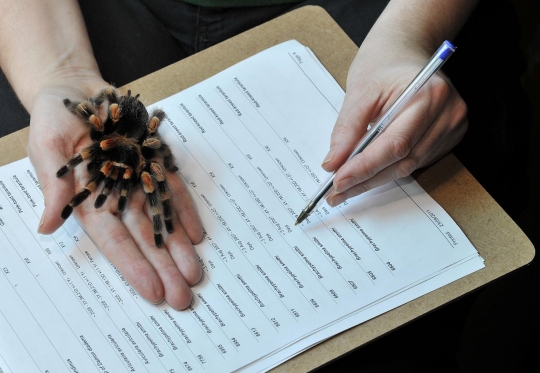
[332,122,350,134]
[155,262,181,275]
[442,98,469,137]
[101,232,133,253]
[395,155,419,179]
[431,79,451,102]
[453,99,468,125]
[124,257,153,281]
[388,135,412,161]
[352,183,369,196]
[357,158,377,181]
[331,121,355,142]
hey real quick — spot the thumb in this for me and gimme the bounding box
[28,127,75,235]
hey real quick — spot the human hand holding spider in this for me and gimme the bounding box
[1,0,202,311]
[28,76,203,310]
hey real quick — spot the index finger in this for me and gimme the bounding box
[322,82,383,172]
[168,171,204,244]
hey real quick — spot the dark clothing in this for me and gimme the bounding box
[0,1,534,370]
[178,0,302,7]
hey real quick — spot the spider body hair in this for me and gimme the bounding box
[57,86,178,247]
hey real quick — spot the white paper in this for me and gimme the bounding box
[0,40,483,373]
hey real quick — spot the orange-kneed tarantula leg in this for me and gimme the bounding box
[89,86,124,131]
[141,136,177,171]
[142,114,179,173]
[63,99,104,140]
[56,143,102,178]
[146,108,178,171]
[116,166,134,212]
[156,139,179,172]
[147,108,166,135]
[141,165,165,247]
[61,161,114,219]
[149,162,174,234]
[94,167,120,208]
[90,86,119,106]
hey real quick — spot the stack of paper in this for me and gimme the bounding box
[0,41,483,373]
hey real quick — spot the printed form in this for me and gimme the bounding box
[0,41,483,373]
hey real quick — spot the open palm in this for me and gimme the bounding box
[28,78,203,310]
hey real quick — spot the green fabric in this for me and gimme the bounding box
[179,0,301,7]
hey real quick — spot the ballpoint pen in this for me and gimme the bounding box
[295,40,456,226]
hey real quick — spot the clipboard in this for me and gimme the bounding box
[0,6,533,372]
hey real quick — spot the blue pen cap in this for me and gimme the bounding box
[437,40,456,61]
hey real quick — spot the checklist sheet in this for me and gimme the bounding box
[0,41,483,373]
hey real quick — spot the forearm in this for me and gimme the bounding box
[0,0,100,111]
[365,0,480,55]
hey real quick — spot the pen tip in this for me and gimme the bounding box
[295,210,308,226]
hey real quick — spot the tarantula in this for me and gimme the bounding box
[57,86,178,247]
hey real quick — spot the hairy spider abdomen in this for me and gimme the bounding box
[113,96,149,139]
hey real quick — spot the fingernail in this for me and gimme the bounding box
[37,209,46,234]
[328,193,347,207]
[327,193,336,207]
[322,147,336,166]
[152,298,166,306]
[185,292,196,311]
[335,176,357,193]
[174,290,195,312]
[188,293,195,309]
[193,270,205,287]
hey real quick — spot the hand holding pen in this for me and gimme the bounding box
[297,40,466,225]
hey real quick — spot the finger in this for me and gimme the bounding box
[76,208,165,304]
[28,125,76,235]
[328,99,468,205]
[321,81,383,172]
[332,79,450,194]
[328,154,421,207]
[137,171,202,289]
[168,172,204,244]
[164,210,202,287]
[121,198,193,310]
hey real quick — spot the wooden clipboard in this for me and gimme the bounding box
[0,6,534,372]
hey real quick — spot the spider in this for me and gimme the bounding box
[56,86,178,247]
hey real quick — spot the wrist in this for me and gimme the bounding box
[365,0,479,55]
[25,54,104,113]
